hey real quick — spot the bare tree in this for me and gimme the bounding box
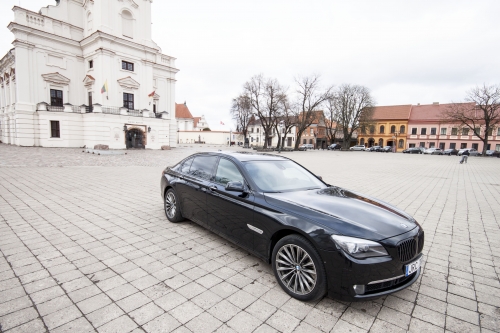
[324,97,340,145]
[273,95,295,150]
[292,75,333,150]
[230,93,252,143]
[441,84,500,156]
[330,84,375,149]
[244,75,286,148]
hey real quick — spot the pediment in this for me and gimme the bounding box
[153,92,160,100]
[117,76,140,89]
[42,72,70,85]
[83,74,95,87]
[118,0,139,9]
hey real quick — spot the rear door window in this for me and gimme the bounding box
[188,156,218,181]
[180,157,194,174]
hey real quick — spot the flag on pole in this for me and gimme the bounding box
[101,80,108,94]
[220,121,225,125]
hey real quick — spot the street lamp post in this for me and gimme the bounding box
[278,120,284,153]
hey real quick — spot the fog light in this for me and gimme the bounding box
[353,285,365,295]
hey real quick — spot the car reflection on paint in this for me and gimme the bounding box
[161,152,424,302]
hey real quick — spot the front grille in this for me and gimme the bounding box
[365,274,414,293]
[398,238,416,262]
[418,232,424,253]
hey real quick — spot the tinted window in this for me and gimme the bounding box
[188,156,218,180]
[178,157,193,173]
[215,159,244,185]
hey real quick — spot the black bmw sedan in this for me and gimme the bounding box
[161,152,424,302]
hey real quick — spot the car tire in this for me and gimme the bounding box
[272,234,327,302]
[164,188,184,222]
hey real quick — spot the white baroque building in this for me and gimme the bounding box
[0,0,179,149]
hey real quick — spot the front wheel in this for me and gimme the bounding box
[164,189,184,222]
[272,235,327,302]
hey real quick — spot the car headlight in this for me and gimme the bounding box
[331,235,389,259]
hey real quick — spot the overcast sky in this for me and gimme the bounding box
[1,0,499,130]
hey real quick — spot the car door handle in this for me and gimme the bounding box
[209,186,217,191]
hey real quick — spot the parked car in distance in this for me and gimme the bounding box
[403,147,421,154]
[458,148,481,156]
[485,150,500,157]
[327,144,342,150]
[298,144,314,151]
[350,145,366,151]
[443,148,458,156]
[381,146,393,152]
[368,146,382,152]
[161,152,424,302]
[424,148,443,155]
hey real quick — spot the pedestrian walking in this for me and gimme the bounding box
[459,149,470,164]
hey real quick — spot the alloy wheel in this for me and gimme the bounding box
[165,192,177,219]
[275,244,317,295]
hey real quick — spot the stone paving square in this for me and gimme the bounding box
[0,143,499,332]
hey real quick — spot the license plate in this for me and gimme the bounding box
[405,257,421,276]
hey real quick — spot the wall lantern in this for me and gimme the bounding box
[123,125,127,132]
[148,126,151,133]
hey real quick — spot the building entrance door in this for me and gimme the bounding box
[126,128,145,149]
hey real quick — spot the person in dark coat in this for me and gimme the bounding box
[459,149,470,164]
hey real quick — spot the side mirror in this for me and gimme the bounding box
[226,181,245,192]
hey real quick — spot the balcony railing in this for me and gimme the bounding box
[102,107,120,115]
[127,109,142,117]
[47,105,64,112]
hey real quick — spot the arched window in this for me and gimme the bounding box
[360,138,365,145]
[400,125,405,134]
[309,139,313,144]
[380,125,385,134]
[370,126,375,134]
[87,12,93,31]
[361,126,366,134]
[398,139,404,148]
[122,10,133,38]
[391,125,396,133]
[378,139,383,146]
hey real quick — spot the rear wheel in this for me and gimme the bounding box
[164,189,184,222]
[272,235,327,302]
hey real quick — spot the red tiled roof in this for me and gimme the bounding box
[409,102,475,121]
[175,103,194,119]
[193,117,201,128]
[372,105,412,120]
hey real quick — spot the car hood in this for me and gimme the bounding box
[264,186,417,241]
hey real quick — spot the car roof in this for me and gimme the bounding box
[196,151,290,162]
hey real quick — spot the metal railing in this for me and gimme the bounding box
[127,109,142,117]
[47,105,64,112]
[71,105,80,113]
[85,106,93,113]
[102,106,120,115]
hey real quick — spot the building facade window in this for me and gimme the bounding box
[420,128,427,135]
[50,121,60,138]
[462,128,469,135]
[378,138,383,146]
[50,89,63,106]
[440,128,447,135]
[123,93,134,109]
[360,138,365,145]
[419,142,425,147]
[122,10,133,38]
[380,125,385,134]
[398,139,404,148]
[257,128,259,133]
[497,128,500,136]
[122,61,134,71]
[89,60,93,69]
[461,143,467,149]
[487,128,493,136]
[472,143,479,150]
[473,128,480,136]
[400,125,405,134]
[496,144,500,151]
[429,142,435,148]
[430,128,436,135]
[303,139,306,144]
[451,128,458,135]
[450,143,456,149]
[390,125,396,133]
[370,126,375,134]
[439,142,445,149]
[411,128,417,135]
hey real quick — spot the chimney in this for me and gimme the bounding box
[433,102,439,105]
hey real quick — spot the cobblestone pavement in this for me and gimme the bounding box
[0,143,499,333]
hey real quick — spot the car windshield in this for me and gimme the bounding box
[243,160,325,192]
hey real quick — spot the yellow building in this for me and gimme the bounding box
[358,105,411,152]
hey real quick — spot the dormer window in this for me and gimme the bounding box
[122,61,134,71]
[122,10,133,38]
